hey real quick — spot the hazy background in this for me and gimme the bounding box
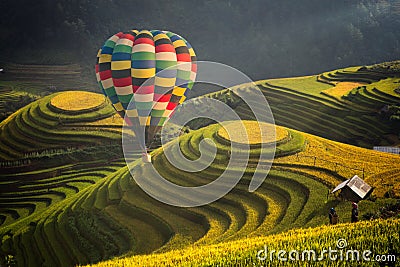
[0,0,399,80]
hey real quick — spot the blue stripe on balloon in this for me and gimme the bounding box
[184,87,191,96]
[101,46,114,55]
[122,102,130,110]
[109,95,120,104]
[151,30,163,36]
[112,52,131,61]
[169,35,181,42]
[131,60,156,69]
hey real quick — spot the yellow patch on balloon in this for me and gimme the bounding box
[179,96,186,104]
[99,54,112,63]
[131,68,156,78]
[172,86,186,96]
[111,60,131,70]
[113,102,124,112]
[172,39,186,48]
[153,33,169,41]
[155,76,176,87]
[138,116,148,126]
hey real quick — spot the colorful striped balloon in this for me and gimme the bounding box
[95,30,197,150]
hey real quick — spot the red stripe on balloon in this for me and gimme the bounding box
[177,54,191,62]
[166,102,178,110]
[123,33,135,42]
[155,44,175,53]
[113,77,132,87]
[154,93,171,102]
[192,63,197,72]
[134,37,154,45]
[99,70,112,80]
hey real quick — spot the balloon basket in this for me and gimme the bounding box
[142,152,152,163]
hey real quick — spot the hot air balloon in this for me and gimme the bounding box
[95,30,197,162]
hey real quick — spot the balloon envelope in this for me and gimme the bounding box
[95,30,197,150]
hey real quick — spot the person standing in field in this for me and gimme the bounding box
[351,202,359,223]
[329,207,338,224]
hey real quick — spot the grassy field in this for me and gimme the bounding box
[322,82,366,98]
[50,91,106,112]
[0,91,131,229]
[0,61,399,267]
[88,218,400,267]
[0,63,97,95]
[217,121,288,145]
[1,119,399,266]
[0,86,38,122]
[203,65,400,148]
[0,91,123,160]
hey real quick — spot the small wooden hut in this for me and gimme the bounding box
[331,175,373,202]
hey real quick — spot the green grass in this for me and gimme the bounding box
[0,61,399,267]
[1,118,399,266]
[267,75,333,96]
[0,120,326,265]
[0,86,38,122]
[89,218,400,267]
[0,92,122,160]
[223,65,400,148]
[0,63,97,95]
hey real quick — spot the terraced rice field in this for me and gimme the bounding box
[0,62,399,267]
[1,120,399,266]
[0,87,38,121]
[0,91,129,230]
[218,121,288,145]
[218,66,400,148]
[89,218,400,267]
[50,91,106,112]
[0,63,97,94]
[0,160,126,227]
[0,91,123,160]
[322,82,366,98]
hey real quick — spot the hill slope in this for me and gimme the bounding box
[205,61,400,148]
[89,218,400,267]
[0,91,122,160]
[0,91,131,228]
[0,62,399,266]
[1,120,399,266]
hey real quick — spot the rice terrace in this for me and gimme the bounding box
[1,1,400,267]
[0,59,399,266]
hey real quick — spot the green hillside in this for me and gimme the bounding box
[0,62,399,266]
[0,91,122,160]
[90,218,400,267]
[0,91,133,229]
[1,120,399,266]
[206,61,400,148]
[0,63,96,95]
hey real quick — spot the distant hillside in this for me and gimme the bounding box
[0,91,123,160]
[205,60,400,148]
[1,0,400,79]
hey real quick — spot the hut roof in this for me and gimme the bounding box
[331,175,372,199]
